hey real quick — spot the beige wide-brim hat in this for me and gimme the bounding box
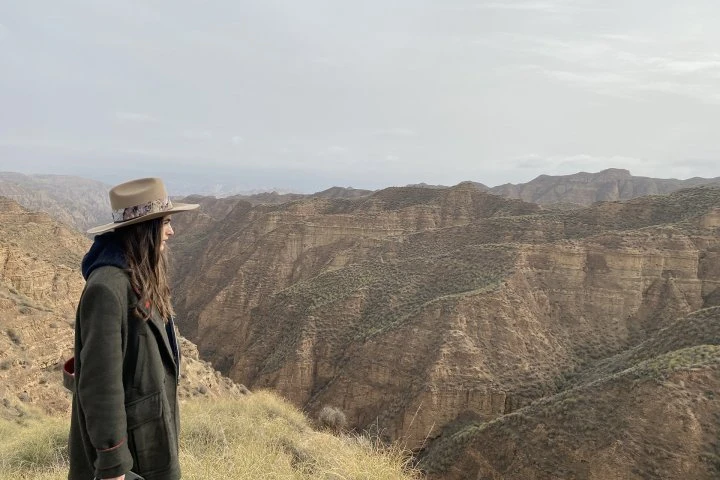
[88,177,199,234]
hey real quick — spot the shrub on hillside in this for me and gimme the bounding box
[317,405,348,432]
[6,329,21,345]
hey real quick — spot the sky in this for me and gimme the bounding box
[1,0,719,193]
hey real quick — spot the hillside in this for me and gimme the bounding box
[419,306,720,479]
[0,197,245,419]
[170,184,720,479]
[0,172,110,233]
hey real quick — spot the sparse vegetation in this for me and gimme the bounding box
[6,329,21,345]
[318,405,348,432]
[255,243,519,378]
[0,411,68,477]
[419,341,720,478]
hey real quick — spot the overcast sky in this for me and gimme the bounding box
[1,0,719,193]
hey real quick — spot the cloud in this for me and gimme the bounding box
[543,69,630,86]
[462,0,604,15]
[311,56,341,66]
[596,33,653,44]
[182,130,213,141]
[496,35,614,64]
[631,55,720,75]
[490,33,720,104]
[231,135,245,145]
[0,136,85,151]
[472,1,569,12]
[115,112,158,123]
[372,128,418,138]
[538,65,720,104]
[325,145,349,155]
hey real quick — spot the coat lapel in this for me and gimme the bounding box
[139,303,178,377]
[148,314,175,364]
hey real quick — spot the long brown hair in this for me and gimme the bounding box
[117,216,174,320]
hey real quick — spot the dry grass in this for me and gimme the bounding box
[0,390,420,480]
[0,410,68,479]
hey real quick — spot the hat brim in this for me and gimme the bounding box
[87,202,200,234]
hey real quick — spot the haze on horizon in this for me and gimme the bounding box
[1,0,718,193]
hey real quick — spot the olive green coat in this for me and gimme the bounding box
[68,266,181,480]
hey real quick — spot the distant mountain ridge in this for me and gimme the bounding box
[0,172,374,232]
[413,168,720,207]
[488,168,720,206]
[3,169,719,236]
[230,186,374,206]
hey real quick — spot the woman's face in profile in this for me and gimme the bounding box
[160,216,173,251]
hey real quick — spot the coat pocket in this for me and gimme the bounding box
[126,391,172,474]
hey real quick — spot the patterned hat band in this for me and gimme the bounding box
[112,196,174,223]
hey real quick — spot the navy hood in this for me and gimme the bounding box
[81,232,128,280]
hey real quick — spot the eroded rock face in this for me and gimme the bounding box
[0,198,89,415]
[419,306,720,479]
[171,185,720,459]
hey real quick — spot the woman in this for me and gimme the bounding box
[67,178,198,480]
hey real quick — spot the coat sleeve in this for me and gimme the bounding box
[77,280,133,478]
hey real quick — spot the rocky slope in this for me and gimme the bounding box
[0,197,245,418]
[170,184,720,479]
[0,172,110,233]
[419,306,720,479]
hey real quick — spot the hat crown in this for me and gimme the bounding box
[87,176,198,234]
[109,178,168,210]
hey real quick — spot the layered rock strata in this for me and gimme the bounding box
[171,185,720,459]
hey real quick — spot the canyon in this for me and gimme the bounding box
[169,182,720,478]
[3,169,720,478]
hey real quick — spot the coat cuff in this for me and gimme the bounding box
[94,439,133,479]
